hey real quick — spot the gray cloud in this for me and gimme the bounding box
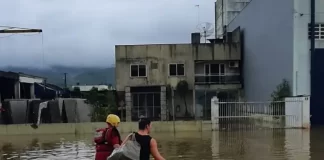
[0,0,215,68]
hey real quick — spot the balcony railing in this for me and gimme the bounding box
[195,73,241,84]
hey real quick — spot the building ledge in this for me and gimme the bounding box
[195,84,242,90]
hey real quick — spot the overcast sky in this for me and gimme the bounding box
[0,0,215,68]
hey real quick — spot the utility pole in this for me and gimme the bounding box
[64,73,67,88]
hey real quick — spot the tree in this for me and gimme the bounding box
[270,79,291,116]
[83,87,117,122]
[271,79,291,101]
[176,80,189,116]
[71,87,81,98]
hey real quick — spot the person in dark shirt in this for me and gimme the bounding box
[122,117,165,160]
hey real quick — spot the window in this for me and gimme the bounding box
[308,23,324,40]
[130,64,146,77]
[169,64,185,76]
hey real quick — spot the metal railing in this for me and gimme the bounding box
[211,98,307,130]
[195,73,241,84]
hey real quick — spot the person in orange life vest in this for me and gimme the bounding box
[94,114,121,160]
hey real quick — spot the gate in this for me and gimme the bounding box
[211,96,310,130]
[311,48,324,125]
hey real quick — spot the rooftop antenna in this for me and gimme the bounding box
[196,22,214,43]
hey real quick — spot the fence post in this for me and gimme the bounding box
[211,96,219,131]
[302,96,310,129]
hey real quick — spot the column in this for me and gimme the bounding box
[125,87,132,122]
[160,86,167,121]
[14,81,20,99]
[30,83,35,99]
[211,96,219,130]
[193,89,196,119]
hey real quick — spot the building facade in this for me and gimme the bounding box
[215,0,251,39]
[0,71,45,101]
[115,28,242,121]
[227,0,324,124]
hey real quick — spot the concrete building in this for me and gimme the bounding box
[226,0,324,124]
[71,84,115,92]
[115,28,242,121]
[0,71,45,101]
[215,0,251,39]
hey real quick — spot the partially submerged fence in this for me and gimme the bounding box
[211,96,310,130]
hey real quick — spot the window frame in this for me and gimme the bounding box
[168,63,185,76]
[130,64,147,78]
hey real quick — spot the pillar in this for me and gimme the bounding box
[14,81,20,99]
[125,87,132,122]
[211,96,219,130]
[193,89,196,119]
[160,86,167,121]
[30,83,35,99]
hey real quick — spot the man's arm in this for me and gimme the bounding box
[150,138,165,160]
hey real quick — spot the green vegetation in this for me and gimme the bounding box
[270,79,292,117]
[271,79,291,101]
[83,87,118,122]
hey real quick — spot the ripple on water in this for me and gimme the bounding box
[0,130,322,160]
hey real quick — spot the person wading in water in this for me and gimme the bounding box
[94,114,122,160]
[123,117,165,160]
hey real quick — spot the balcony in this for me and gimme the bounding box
[195,73,241,85]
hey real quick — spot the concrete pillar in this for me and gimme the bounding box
[160,86,167,121]
[193,89,196,119]
[211,96,219,130]
[14,81,20,99]
[30,83,35,99]
[125,87,132,122]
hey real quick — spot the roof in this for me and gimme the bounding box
[72,84,115,92]
[18,72,45,79]
[36,83,63,91]
[0,70,19,80]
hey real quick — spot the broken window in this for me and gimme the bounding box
[169,64,185,76]
[130,64,146,77]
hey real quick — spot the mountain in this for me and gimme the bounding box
[0,66,115,87]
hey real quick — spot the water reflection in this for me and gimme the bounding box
[0,129,322,160]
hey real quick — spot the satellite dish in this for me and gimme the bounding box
[196,22,214,43]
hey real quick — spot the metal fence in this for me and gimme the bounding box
[211,97,310,130]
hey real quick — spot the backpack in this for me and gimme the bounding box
[107,133,141,160]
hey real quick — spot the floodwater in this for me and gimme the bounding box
[1,128,324,160]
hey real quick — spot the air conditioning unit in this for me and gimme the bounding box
[229,61,239,68]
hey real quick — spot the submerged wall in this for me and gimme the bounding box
[0,121,212,135]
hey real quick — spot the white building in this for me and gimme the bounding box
[72,84,115,92]
[226,0,324,124]
[215,0,251,39]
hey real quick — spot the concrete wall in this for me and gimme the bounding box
[115,43,241,91]
[0,121,212,135]
[227,0,295,101]
[293,0,324,96]
[0,98,91,125]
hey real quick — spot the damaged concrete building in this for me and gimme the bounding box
[115,27,242,122]
[0,71,45,101]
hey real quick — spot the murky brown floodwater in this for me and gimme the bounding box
[1,128,324,160]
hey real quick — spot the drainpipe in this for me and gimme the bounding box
[310,0,315,97]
